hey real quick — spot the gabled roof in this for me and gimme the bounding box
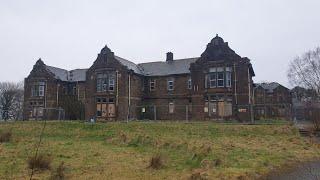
[138,58,198,76]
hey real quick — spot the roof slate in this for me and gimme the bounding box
[46,66,88,82]
[138,58,198,76]
[255,82,285,93]
[115,56,144,75]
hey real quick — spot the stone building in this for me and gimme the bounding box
[253,82,292,119]
[24,35,255,121]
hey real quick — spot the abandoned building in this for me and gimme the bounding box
[23,35,256,121]
[253,82,292,119]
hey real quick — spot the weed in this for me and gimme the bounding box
[0,131,12,143]
[50,162,66,180]
[27,154,51,170]
[189,172,208,180]
[213,159,222,167]
[148,154,165,169]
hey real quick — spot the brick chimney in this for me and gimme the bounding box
[166,52,173,62]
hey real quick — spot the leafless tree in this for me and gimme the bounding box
[288,47,320,131]
[0,82,24,121]
[288,47,320,97]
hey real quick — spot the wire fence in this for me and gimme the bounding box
[126,103,294,122]
[25,107,65,121]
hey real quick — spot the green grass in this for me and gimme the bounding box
[0,121,319,179]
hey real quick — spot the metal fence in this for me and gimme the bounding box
[128,103,294,122]
[26,107,65,121]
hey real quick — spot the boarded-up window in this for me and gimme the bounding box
[224,102,232,116]
[217,102,232,117]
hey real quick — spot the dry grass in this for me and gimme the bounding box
[0,121,319,179]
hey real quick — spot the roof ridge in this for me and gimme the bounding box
[138,57,199,65]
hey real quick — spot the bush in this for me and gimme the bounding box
[50,162,66,180]
[148,154,164,169]
[0,131,12,143]
[27,154,51,170]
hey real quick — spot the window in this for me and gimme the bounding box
[109,75,115,91]
[167,78,174,91]
[209,73,216,88]
[226,67,232,87]
[150,79,155,91]
[97,73,108,92]
[207,67,232,88]
[169,102,174,113]
[97,72,116,92]
[217,72,224,87]
[187,78,192,89]
[31,82,45,97]
[73,87,77,95]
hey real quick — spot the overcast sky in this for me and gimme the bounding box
[1,0,320,87]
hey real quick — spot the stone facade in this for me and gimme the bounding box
[24,35,256,121]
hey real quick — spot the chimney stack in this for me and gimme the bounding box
[166,52,173,62]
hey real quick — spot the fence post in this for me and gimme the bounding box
[186,105,189,123]
[154,105,157,121]
[58,107,61,121]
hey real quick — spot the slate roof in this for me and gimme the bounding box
[46,66,88,82]
[44,56,198,81]
[138,57,198,76]
[46,66,69,81]
[69,69,88,82]
[255,82,285,93]
[115,56,144,75]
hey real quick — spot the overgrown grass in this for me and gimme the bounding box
[0,121,319,179]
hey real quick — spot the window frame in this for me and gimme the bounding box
[150,79,156,91]
[108,75,115,91]
[217,72,225,87]
[31,81,45,97]
[167,78,174,91]
[187,78,192,89]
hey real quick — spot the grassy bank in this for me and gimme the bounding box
[0,121,319,179]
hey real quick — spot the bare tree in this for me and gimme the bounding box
[0,82,24,121]
[288,47,320,97]
[288,47,320,131]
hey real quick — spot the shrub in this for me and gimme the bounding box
[0,131,12,143]
[27,154,51,170]
[148,154,164,169]
[50,162,66,180]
